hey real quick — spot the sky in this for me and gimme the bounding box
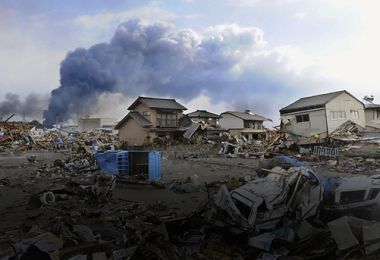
[0,0,379,123]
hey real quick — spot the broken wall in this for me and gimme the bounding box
[325,92,365,133]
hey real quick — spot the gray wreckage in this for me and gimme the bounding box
[211,165,324,234]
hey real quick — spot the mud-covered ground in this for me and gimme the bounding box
[0,142,378,237]
[0,147,259,234]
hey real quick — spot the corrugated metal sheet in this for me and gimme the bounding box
[148,151,162,181]
[117,152,129,176]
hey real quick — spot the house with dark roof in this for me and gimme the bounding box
[115,97,187,145]
[182,110,226,140]
[219,110,271,139]
[186,110,221,127]
[280,90,365,143]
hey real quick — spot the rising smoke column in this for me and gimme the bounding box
[44,18,328,126]
[43,19,270,126]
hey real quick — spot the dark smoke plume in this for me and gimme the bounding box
[0,93,48,121]
[44,19,328,126]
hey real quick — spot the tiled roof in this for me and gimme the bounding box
[186,110,221,118]
[114,111,152,129]
[128,96,187,110]
[222,111,270,121]
[280,90,363,114]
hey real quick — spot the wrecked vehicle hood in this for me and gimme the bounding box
[214,162,324,233]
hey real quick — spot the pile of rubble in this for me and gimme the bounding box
[3,154,380,259]
[0,120,31,152]
[329,120,365,142]
[218,135,271,159]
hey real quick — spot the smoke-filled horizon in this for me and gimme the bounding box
[0,93,49,122]
[43,19,333,126]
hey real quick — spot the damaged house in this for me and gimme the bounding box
[186,110,221,127]
[219,110,270,140]
[115,96,187,145]
[280,90,366,144]
[183,110,226,140]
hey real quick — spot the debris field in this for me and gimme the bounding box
[1,122,380,260]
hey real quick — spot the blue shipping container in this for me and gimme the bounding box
[95,150,162,181]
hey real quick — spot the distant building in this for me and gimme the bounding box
[186,110,221,127]
[219,110,270,139]
[115,96,187,145]
[280,90,365,144]
[78,117,118,132]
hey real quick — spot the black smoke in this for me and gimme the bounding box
[43,19,329,126]
[0,93,48,121]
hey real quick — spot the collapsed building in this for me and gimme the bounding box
[183,110,227,140]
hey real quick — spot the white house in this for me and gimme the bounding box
[219,110,270,140]
[280,90,365,144]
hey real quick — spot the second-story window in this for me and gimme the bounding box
[157,113,178,127]
[331,111,346,120]
[296,114,310,123]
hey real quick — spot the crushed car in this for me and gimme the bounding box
[210,156,324,235]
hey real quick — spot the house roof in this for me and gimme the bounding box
[128,96,187,111]
[114,111,152,129]
[364,102,380,109]
[186,110,221,119]
[221,111,270,121]
[183,122,202,139]
[280,90,363,114]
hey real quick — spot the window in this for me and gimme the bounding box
[350,110,359,120]
[377,109,380,119]
[296,114,310,123]
[340,190,366,204]
[331,111,346,120]
[157,113,178,127]
[244,121,254,128]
